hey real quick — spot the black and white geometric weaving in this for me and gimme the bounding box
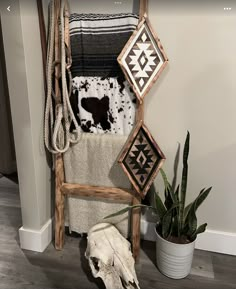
[118,17,168,102]
[119,123,165,198]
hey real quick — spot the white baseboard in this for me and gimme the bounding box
[195,229,236,256]
[140,219,236,256]
[19,219,52,252]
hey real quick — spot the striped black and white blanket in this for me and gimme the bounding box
[69,13,139,77]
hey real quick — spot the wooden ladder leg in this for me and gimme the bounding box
[55,153,65,250]
[139,0,148,19]
[131,194,141,262]
[54,0,64,250]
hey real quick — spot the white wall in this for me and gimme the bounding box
[0,0,52,252]
[0,37,16,174]
[145,1,236,254]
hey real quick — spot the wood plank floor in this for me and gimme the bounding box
[0,174,236,289]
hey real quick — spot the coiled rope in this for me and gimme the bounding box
[44,0,80,154]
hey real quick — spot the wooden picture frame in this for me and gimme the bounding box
[118,15,168,103]
[118,121,166,199]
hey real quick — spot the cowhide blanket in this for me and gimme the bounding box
[71,76,136,135]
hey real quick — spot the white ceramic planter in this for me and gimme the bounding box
[155,229,195,279]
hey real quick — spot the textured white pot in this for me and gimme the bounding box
[155,229,195,279]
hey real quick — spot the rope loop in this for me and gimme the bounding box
[44,0,81,154]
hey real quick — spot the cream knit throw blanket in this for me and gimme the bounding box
[63,133,131,237]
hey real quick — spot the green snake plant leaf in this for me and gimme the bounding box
[103,204,154,219]
[175,185,180,202]
[164,186,174,211]
[172,214,180,237]
[160,168,177,204]
[167,217,175,239]
[155,192,167,220]
[174,185,180,236]
[190,223,207,241]
[183,187,211,238]
[185,187,211,237]
[194,187,212,212]
[186,206,197,236]
[184,187,212,224]
[160,168,171,190]
[179,131,190,230]
[184,188,205,220]
[162,203,179,239]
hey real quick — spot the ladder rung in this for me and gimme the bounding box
[61,183,134,203]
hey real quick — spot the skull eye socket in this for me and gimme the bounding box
[90,257,100,272]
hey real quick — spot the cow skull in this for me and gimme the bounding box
[85,223,140,289]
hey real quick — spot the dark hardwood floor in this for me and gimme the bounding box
[0,174,236,289]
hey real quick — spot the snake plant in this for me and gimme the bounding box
[105,131,212,243]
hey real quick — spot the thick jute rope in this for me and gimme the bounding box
[44,0,55,153]
[58,0,80,147]
[44,0,80,154]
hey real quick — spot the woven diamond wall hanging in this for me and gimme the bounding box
[118,16,168,102]
[119,122,165,199]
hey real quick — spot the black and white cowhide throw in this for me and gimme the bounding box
[71,76,136,135]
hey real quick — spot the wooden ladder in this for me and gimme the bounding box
[38,0,148,261]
